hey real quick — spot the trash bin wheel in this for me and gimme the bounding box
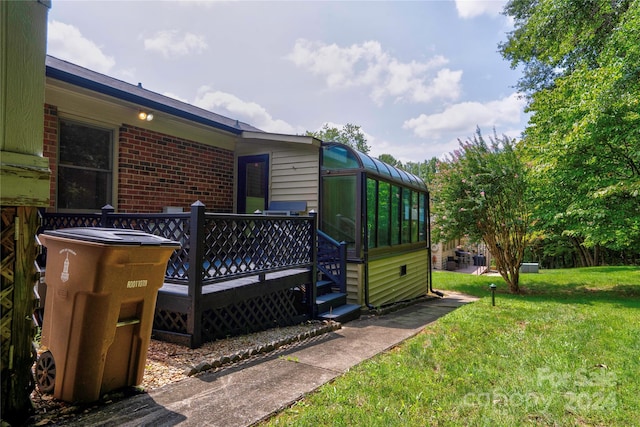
[35,350,56,393]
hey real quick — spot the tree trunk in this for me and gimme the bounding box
[485,241,521,294]
[572,237,596,267]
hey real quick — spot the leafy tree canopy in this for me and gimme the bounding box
[501,0,640,261]
[500,0,634,94]
[377,154,401,168]
[431,129,530,293]
[306,123,370,154]
[403,158,439,185]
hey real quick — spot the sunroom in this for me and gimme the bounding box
[320,142,432,308]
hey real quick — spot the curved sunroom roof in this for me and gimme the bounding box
[322,142,427,191]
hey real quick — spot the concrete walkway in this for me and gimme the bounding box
[67,292,478,427]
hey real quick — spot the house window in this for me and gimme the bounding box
[57,120,113,210]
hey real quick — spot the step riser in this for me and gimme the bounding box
[318,308,361,323]
[317,304,361,324]
[316,280,334,296]
[315,294,347,313]
[315,278,360,323]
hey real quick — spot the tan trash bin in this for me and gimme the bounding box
[36,228,179,403]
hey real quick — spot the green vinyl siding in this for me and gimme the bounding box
[367,249,429,307]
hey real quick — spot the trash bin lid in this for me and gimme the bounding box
[42,228,181,247]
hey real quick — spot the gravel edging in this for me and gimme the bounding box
[182,320,342,377]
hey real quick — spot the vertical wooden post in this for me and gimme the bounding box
[1,1,51,423]
[309,212,319,318]
[15,208,39,404]
[187,201,205,348]
[101,204,115,227]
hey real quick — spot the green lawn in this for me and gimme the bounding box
[264,266,640,426]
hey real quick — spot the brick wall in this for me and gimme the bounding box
[42,104,235,213]
[118,125,234,213]
[43,104,58,209]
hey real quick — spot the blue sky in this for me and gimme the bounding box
[47,0,526,163]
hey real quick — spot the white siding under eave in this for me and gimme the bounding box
[270,147,319,212]
[345,262,363,306]
[237,142,320,213]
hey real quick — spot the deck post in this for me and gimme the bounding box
[1,0,51,421]
[187,201,206,348]
[100,204,115,227]
[309,212,319,318]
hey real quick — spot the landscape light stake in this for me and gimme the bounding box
[490,283,497,306]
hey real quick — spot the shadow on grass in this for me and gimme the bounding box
[491,289,640,310]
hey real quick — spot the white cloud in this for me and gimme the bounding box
[454,0,507,19]
[370,138,446,163]
[287,39,461,106]
[193,87,298,134]
[403,92,526,139]
[47,21,115,73]
[143,30,208,58]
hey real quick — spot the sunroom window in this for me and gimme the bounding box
[58,120,113,211]
[321,142,428,255]
[322,175,357,246]
[366,177,426,249]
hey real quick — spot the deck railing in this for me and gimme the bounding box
[38,201,317,347]
[317,230,347,293]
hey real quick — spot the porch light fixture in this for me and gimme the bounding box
[138,110,154,121]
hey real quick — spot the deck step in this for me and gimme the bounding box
[317,279,335,295]
[317,303,361,323]
[315,292,347,313]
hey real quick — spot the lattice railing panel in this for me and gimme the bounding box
[108,215,190,282]
[153,309,188,334]
[317,230,346,291]
[318,234,341,276]
[201,215,313,282]
[1,208,16,368]
[39,213,102,230]
[200,288,303,341]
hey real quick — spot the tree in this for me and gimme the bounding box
[306,123,371,154]
[500,0,634,94]
[403,157,439,185]
[377,153,402,168]
[501,0,640,263]
[432,129,530,293]
[375,156,439,185]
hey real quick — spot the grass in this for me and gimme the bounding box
[263,266,640,426]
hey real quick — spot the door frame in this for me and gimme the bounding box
[237,154,269,214]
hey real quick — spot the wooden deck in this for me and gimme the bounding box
[39,202,318,348]
[153,267,314,347]
[160,268,312,296]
